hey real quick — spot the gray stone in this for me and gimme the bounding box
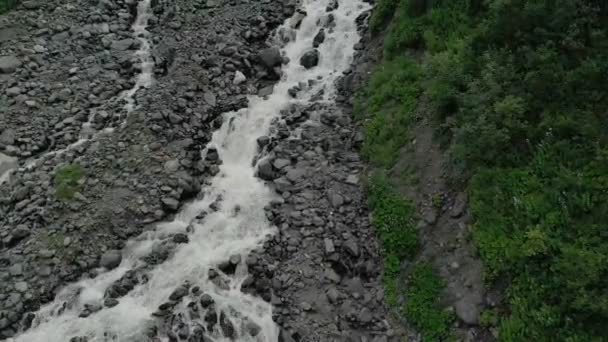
[286,168,305,182]
[451,192,468,218]
[313,29,325,48]
[257,47,282,69]
[256,136,270,148]
[161,197,180,211]
[300,49,319,69]
[257,159,277,181]
[0,55,21,73]
[454,295,482,325]
[9,264,23,276]
[203,92,216,106]
[100,250,122,270]
[343,239,360,257]
[169,286,188,301]
[327,191,344,208]
[323,238,335,254]
[272,158,290,170]
[233,71,246,85]
[164,159,180,173]
[14,281,28,293]
[258,85,274,97]
[111,39,134,51]
[5,87,21,97]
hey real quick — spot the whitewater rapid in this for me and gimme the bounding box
[9,0,368,340]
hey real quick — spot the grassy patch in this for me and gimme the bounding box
[0,0,18,14]
[367,172,417,306]
[404,263,453,341]
[54,163,84,201]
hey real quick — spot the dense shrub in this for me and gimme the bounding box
[0,0,18,13]
[362,0,608,339]
[54,163,84,201]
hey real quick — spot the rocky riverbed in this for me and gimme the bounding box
[0,0,407,340]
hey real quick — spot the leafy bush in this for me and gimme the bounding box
[363,0,608,340]
[369,0,399,33]
[404,263,453,342]
[359,57,421,168]
[54,163,84,201]
[367,172,417,306]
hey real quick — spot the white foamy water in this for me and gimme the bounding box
[9,0,368,340]
[120,0,154,114]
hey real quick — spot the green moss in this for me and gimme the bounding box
[54,163,84,201]
[404,263,453,341]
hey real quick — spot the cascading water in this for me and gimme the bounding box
[120,0,154,114]
[8,0,368,340]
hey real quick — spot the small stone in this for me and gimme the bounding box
[324,238,335,254]
[161,197,180,211]
[233,71,247,85]
[343,239,360,257]
[169,286,188,301]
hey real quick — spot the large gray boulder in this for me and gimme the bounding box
[300,49,319,69]
[0,55,22,74]
[257,47,282,69]
[100,250,122,269]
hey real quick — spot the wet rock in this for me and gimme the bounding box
[290,9,307,29]
[257,136,270,148]
[300,49,319,69]
[219,312,236,338]
[169,286,188,301]
[100,250,122,269]
[257,159,277,181]
[173,233,189,243]
[313,29,325,48]
[200,294,214,308]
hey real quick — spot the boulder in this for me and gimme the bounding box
[0,55,22,74]
[257,47,282,69]
[100,250,122,269]
[300,49,319,69]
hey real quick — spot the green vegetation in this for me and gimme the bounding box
[54,163,84,201]
[356,57,421,168]
[0,0,18,13]
[404,263,453,342]
[361,0,608,340]
[367,172,417,306]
